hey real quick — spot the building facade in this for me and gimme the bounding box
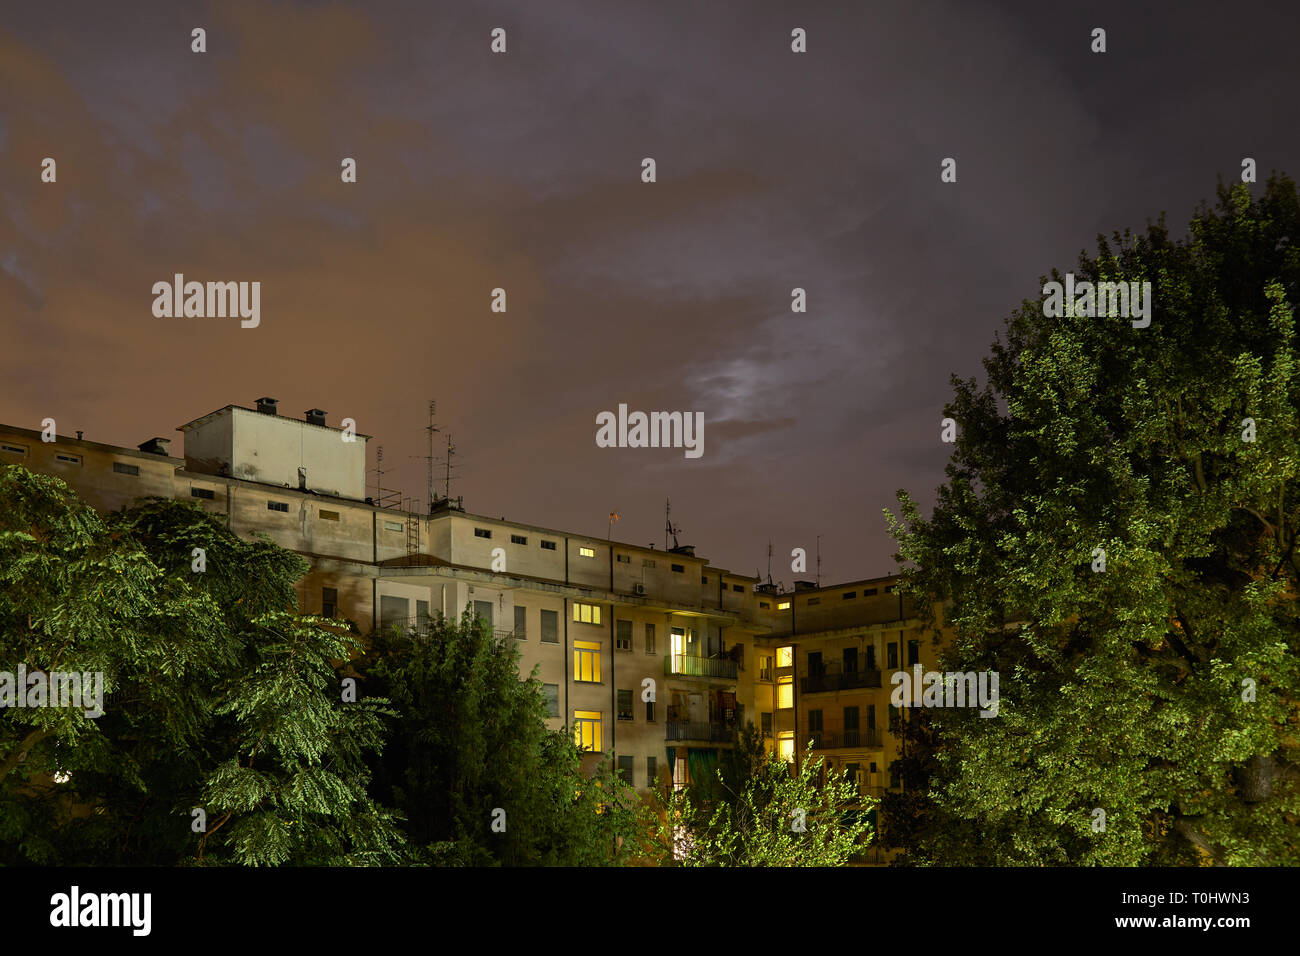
[1,399,952,851]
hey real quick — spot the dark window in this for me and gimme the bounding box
[473,601,493,628]
[761,712,773,736]
[646,756,657,784]
[191,487,214,500]
[616,553,630,563]
[702,576,708,585]
[616,620,632,651]
[867,704,876,729]
[843,647,858,673]
[322,587,338,618]
[808,709,823,731]
[808,651,823,676]
[843,591,856,600]
[617,689,633,721]
[617,755,634,785]
[541,540,557,551]
[907,640,920,666]
[885,585,896,593]
[474,528,491,538]
[759,601,770,609]
[865,588,877,596]
[732,584,743,593]
[644,623,656,654]
[844,706,860,730]
[887,643,899,669]
[645,699,655,722]
[540,609,559,643]
[511,534,526,544]
[807,597,820,605]
[268,501,288,512]
[543,683,560,717]
[671,564,685,573]
[514,605,527,638]
[113,462,139,476]
[866,645,877,670]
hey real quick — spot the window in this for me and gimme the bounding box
[514,605,527,639]
[808,709,823,732]
[761,712,773,736]
[617,689,633,720]
[474,528,492,538]
[384,520,403,532]
[617,755,634,784]
[907,639,920,666]
[843,591,856,600]
[645,699,655,722]
[642,558,656,568]
[843,647,858,673]
[55,454,81,465]
[615,619,632,651]
[540,609,559,644]
[776,646,793,668]
[541,540,557,550]
[759,601,770,609]
[511,534,527,545]
[732,584,744,593]
[322,587,338,618]
[808,651,824,677]
[778,731,794,762]
[319,509,340,521]
[865,588,878,596]
[885,585,896,593]
[644,622,656,654]
[702,576,708,585]
[671,564,684,573]
[0,443,27,456]
[759,655,772,681]
[808,597,821,606]
[574,641,601,682]
[113,462,140,476]
[888,643,899,669]
[191,487,214,500]
[473,600,493,628]
[268,501,288,512]
[579,546,595,558]
[416,599,428,620]
[543,684,560,717]
[573,602,601,625]
[646,756,657,785]
[867,705,876,729]
[844,706,860,730]
[778,601,791,610]
[616,553,630,563]
[778,675,793,709]
[574,711,601,752]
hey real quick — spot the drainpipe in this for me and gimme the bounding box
[563,598,570,729]
[610,604,616,754]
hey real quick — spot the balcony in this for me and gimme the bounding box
[384,615,517,643]
[800,663,882,694]
[806,729,882,750]
[666,721,734,743]
[665,654,738,680]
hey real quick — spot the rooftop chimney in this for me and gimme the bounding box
[794,580,818,591]
[305,408,327,426]
[255,397,279,415]
[137,437,171,456]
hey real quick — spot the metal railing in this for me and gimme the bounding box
[806,729,882,749]
[665,654,738,680]
[666,721,734,742]
[800,667,882,693]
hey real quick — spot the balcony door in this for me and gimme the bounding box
[671,627,686,671]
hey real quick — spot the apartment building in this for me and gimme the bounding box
[0,398,951,846]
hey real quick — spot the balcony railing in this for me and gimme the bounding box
[666,721,734,743]
[806,728,882,749]
[665,654,738,680]
[800,666,882,694]
[384,615,517,642]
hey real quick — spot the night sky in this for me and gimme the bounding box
[3,1,1299,585]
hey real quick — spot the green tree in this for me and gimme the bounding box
[0,468,403,865]
[359,611,652,865]
[887,176,1300,865]
[657,742,874,866]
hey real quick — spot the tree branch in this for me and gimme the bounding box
[0,727,53,785]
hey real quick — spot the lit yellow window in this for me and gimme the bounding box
[573,602,601,625]
[778,601,791,610]
[574,711,602,751]
[574,640,602,682]
[579,546,596,558]
[778,675,793,709]
[776,646,793,668]
[778,731,794,762]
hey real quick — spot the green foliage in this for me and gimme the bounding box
[886,176,1300,865]
[0,469,404,865]
[657,739,874,866]
[359,611,653,865]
